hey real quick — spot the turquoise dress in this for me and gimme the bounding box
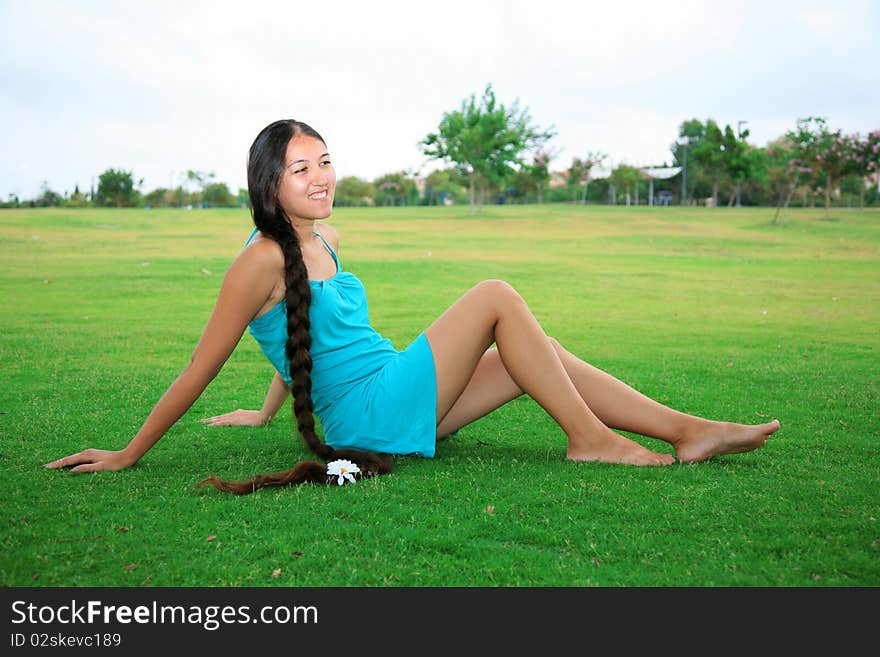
[245,227,438,457]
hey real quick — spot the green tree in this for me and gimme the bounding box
[567,151,606,205]
[608,165,642,205]
[236,188,250,208]
[527,150,553,204]
[671,119,710,204]
[334,176,375,207]
[143,188,170,208]
[813,125,860,218]
[202,182,234,207]
[373,172,417,207]
[183,169,216,208]
[852,130,880,208]
[422,168,466,206]
[64,183,90,208]
[722,124,758,207]
[764,134,815,224]
[690,120,727,206]
[96,168,141,207]
[566,157,587,204]
[1,194,21,208]
[170,186,189,208]
[421,84,555,214]
[33,181,62,207]
[785,117,861,219]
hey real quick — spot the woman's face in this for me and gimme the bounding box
[276,135,336,223]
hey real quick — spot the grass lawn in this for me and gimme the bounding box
[1,203,877,587]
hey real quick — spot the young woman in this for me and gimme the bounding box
[45,120,781,493]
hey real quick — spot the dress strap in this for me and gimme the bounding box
[245,226,259,246]
[313,231,340,268]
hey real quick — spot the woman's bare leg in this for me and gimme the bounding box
[435,336,780,463]
[425,280,674,466]
[551,340,779,462]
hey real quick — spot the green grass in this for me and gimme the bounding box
[1,204,878,587]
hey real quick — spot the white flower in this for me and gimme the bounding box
[326,459,360,486]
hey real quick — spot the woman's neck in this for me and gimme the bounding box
[290,218,317,243]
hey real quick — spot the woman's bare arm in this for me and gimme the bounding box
[200,371,290,427]
[45,241,281,472]
[199,226,336,429]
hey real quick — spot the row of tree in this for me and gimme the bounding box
[417,85,879,217]
[5,86,878,215]
[5,168,246,211]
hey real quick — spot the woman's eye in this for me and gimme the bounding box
[320,160,331,166]
[294,168,307,174]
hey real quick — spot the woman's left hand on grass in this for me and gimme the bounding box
[43,448,136,473]
[199,409,268,427]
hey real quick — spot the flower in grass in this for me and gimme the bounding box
[326,459,360,485]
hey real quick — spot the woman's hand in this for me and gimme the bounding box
[199,409,269,427]
[43,449,136,473]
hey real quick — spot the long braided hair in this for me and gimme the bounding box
[198,120,393,494]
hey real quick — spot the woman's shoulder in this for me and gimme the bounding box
[239,232,285,274]
[316,223,340,251]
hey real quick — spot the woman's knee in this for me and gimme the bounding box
[474,279,523,308]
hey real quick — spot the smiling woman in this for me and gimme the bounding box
[44,119,781,494]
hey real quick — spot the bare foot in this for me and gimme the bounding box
[567,430,675,466]
[674,419,780,464]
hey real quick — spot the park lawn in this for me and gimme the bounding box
[0,204,877,587]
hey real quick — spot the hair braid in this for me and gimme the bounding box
[278,229,333,460]
[198,119,393,495]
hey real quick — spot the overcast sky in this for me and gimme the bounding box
[1,0,877,199]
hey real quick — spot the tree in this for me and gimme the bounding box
[421,84,555,214]
[765,136,811,225]
[33,181,62,207]
[65,183,89,208]
[786,117,861,219]
[568,151,606,205]
[335,176,375,207]
[143,188,171,208]
[690,120,727,206]
[527,150,553,204]
[852,130,880,209]
[202,182,234,207]
[722,124,757,207]
[183,169,216,208]
[373,171,417,207]
[96,168,141,207]
[236,188,250,209]
[671,119,710,205]
[608,165,642,205]
[422,168,466,206]
[814,128,860,218]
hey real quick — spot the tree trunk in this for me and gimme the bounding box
[773,171,800,225]
[860,178,865,210]
[581,179,589,205]
[537,183,543,205]
[825,173,831,219]
[712,178,719,207]
[468,173,475,215]
[478,177,484,213]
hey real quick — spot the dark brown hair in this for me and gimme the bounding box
[198,120,392,494]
